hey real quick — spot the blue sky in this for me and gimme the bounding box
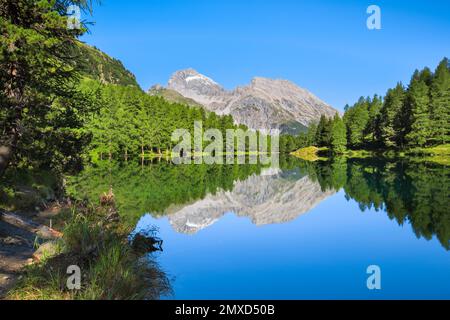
[81,0,450,111]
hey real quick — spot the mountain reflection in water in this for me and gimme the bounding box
[70,156,449,250]
[165,167,335,234]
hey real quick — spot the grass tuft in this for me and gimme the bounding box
[6,201,172,300]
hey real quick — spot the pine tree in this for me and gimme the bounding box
[323,117,333,147]
[366,95,382,146]
[406,70,431,147]
[430,58,450,145]
[418,67,433,86]
[330,113,347,153]
[379,83,405,148]
[0,0,94,176]
[306,122,318,146]
[344,97,369,148]
[315,115,332,147]
[315,115,326,147]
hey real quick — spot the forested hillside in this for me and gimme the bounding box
[148,85,203,108]
[82,79,248,162]
[290,58,450,155]
[74,43,140,88]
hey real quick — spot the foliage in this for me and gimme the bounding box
[279,133,309,154]
[305,157,449,250]
[0,0,98,176]
[330,113,347,153]
[316,115,333,147]
[290,146,328,162]
[67,160,265,223]
[80,79,280,160]
[7,202,172,300]
[405,70,432,147]
[379,83,406,148]
[430,58,450,145]
[148,87,202,107]
[296,57,450,153]
[0,168,61,211]
[343,97,370,148]
[73,43,139,87]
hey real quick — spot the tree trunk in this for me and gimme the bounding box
[0,132,18,177]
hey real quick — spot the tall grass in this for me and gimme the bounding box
[7,202,172,300]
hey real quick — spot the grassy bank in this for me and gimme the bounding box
[6,199,171,300]
[291,144,450,164]
[404,144,450,165]
[290,147,329,161]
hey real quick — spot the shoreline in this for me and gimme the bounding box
[0,206,62,298]
[291,144,450,165]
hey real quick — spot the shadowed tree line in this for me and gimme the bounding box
[0,0,102,176]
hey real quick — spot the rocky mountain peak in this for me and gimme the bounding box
[168,69,227,108]
[169,68,223,91]
[162,69,338,134]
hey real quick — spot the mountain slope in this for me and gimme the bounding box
[147,85,202,107]
[165,69,337,133]
[74,43,139,88]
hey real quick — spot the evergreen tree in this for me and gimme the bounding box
[315,115,332,147]
[338,58,448,151]
[406,70,432,147]
[306,122,318,146]
[366,95,382,146]
[379,83,406,148]
[0,0,96,176]
[315,116,325,146]
[344,97,369,148]
[430,58,450,145]
[330,114,347,153]
[418,67,433,86]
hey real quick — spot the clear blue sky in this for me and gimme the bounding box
[81,0,450,111]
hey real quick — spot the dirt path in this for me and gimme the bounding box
[0,219,35,298]
[0,208,62,298]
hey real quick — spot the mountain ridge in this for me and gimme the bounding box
[161,69,337,134]
[74,43,140,88]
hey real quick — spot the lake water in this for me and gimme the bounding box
[71,157,449,299]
